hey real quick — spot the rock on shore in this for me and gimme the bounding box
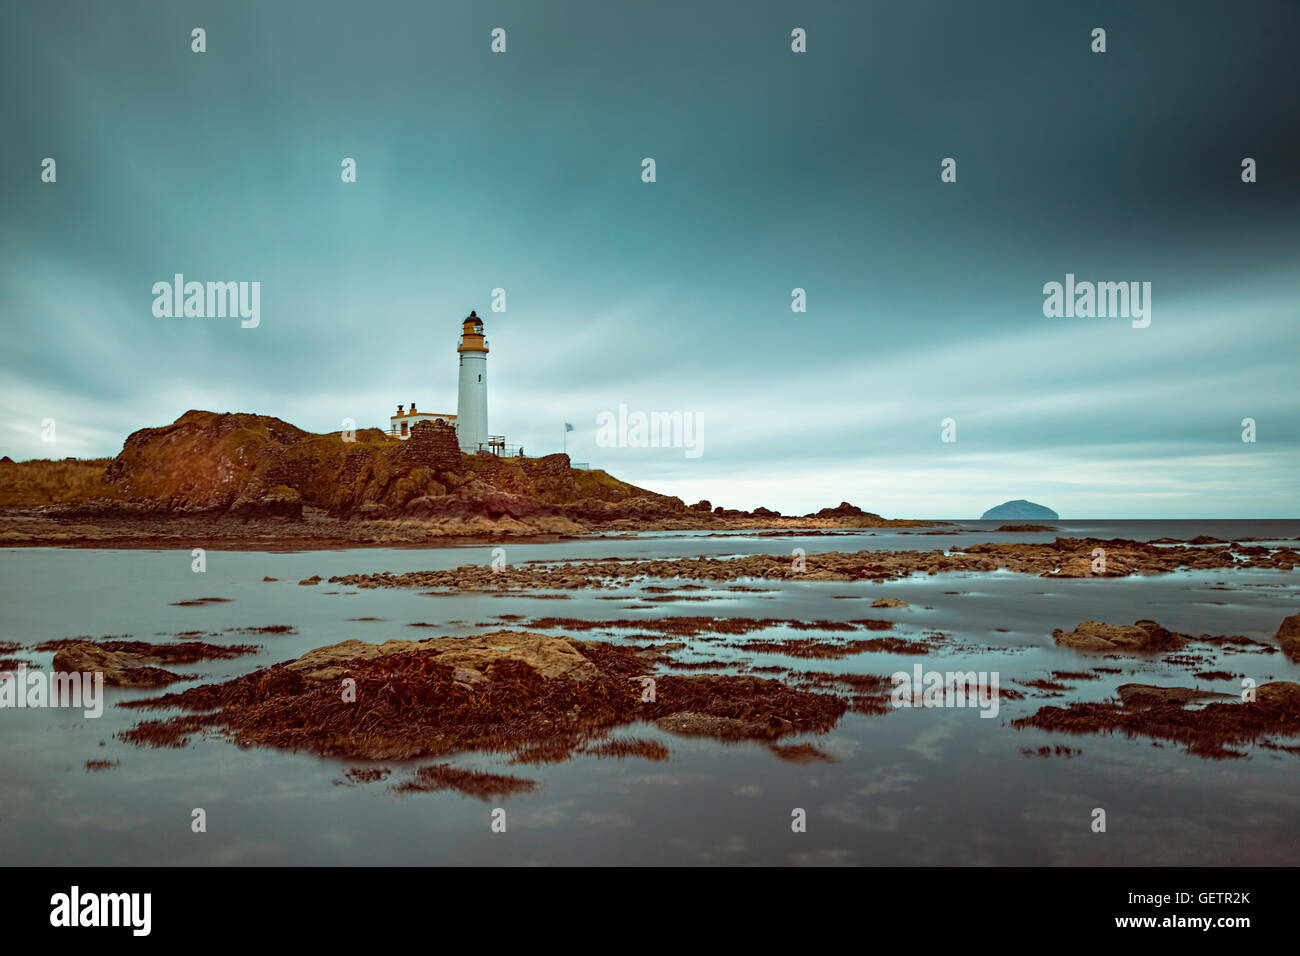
[119,631,856,764]
[1012,680,1300,758]
[285,631,599,683]
[1052,620,1189,652]
[1051,619,1279,655]
[1276,613,1300,661]
[51,642,183,687]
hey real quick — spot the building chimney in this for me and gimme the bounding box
[397,405,404,414]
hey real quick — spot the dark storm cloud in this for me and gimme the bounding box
[1,0,1296,516]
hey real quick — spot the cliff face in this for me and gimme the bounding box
[89,410,684,522]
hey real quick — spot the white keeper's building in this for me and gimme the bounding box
[389,310,510,455]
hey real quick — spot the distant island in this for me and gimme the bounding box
[981,499,1059,521]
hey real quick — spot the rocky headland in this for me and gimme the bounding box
[0,410,930,547]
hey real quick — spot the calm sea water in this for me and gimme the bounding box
[1,521,1297,865]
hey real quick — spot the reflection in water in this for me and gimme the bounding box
[0,521,1297,865]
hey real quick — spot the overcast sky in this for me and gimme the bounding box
[2,0,1298,518]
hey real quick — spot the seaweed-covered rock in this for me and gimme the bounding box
[51,642,182,687]
[1275,613,1300,662]
[1052,620,1188,652]
[284,631,600,683]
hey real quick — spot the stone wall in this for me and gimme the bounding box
[398,420,463,471]
[531,453,571,477]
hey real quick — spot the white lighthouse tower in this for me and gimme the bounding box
[455,310,489,452]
